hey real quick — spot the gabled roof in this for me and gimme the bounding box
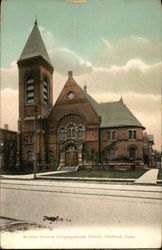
[18,20,52,66]
[97,100,144,128]
[83,91,100,113]
[46,71,144,129]
[70,76,144,128]
[74,79,142,128]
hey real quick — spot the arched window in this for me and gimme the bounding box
[26,76,34,104]
[43,76,49,105]
[77,125,85,139]
[128,145,137,159]
[72,126,75,138]
[48,150,54,162]
[129,147,136,159]
[59,127,66,141]
[108,148,115,160]
[67,124,75,139]
[27,150,32,161]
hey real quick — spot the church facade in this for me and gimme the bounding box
[14,21,154,171]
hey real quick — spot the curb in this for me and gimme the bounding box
[0,177,35,181]
[37,176,136,183]
[1,176,161,186]
[36,176,162,186]
[0,175,136,183]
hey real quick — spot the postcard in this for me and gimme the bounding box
[0,0,161,249]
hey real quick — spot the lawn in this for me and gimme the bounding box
[49,170,147,179]
[0,165,58,175]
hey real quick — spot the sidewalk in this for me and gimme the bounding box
[0,169,160,185]
[135,169,159,184]
[0,173,34,180]
[0,171,72,180]
[0,173,136,183]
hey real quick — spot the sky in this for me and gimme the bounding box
[0,0,162,150]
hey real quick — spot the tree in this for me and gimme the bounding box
[153,150,161,163]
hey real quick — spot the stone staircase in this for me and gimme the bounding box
[57,166,78,172]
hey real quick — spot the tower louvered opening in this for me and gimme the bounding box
[26,76,34,104]
[43,76,49,105]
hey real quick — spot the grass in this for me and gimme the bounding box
[49,170,147,179]
[0,165,58,175]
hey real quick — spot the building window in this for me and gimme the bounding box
[25,135,33,144]
[108,148,115,160]
[129,147,136,159]
[67,91,75,100]
[59,127,66,141]
[108,130,116,141]
[29,135,33,144]
[27,150,32,161]
[129,130,132,139]
[133,130,136,139]
[77,125,85,139]
[143,143,148,150]
[112,131,116,140]
[72,127,75,138]
[108,131,111,140]
[43,76,49,105]
[59,124,85,142]
[26,76,34,104]
[129,130,136,139]
[67,124,75,139]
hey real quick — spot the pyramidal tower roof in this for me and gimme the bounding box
[19,20,52,66]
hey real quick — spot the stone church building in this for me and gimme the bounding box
[10,21,153,171]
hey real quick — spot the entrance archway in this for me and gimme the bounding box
[65,150,78,166]
[65,145,78,167]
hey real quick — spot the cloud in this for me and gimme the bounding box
[0,88,18,131]
[39,26,56,50]
[49,47,93,76]
[40,26,93,76]
[66,0,87,3]
[122,93,161,151]
[92,36,161,67]
[1,57,161,98]
[91,91,161,151]
[1,87,161,151]
[75,59,161,95]
[1,30,161,150]
[1,61,18,90]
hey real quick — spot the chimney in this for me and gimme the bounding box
[68,71,73,78]
[120,96,123,102]
[84,83,87,93]
[4,124,9,130]
[34,18,38,25]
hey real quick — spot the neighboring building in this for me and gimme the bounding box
[0,126,17,169]
[143,132,154,168]
[2,21,155,171]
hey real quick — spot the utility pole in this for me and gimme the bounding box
[99,128,103,171]
[34,105,38,179]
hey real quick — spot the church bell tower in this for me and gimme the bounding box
[17,20,54,167]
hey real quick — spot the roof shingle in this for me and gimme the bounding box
[19,21,52,66]
[83,88,144,128]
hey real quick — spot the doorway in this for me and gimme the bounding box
[65,146,78,167]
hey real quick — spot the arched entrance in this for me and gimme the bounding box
[65,145,78,166]
[59,139,83,169]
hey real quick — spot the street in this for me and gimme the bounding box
[1,179,162,227]
[0,179,162,248]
